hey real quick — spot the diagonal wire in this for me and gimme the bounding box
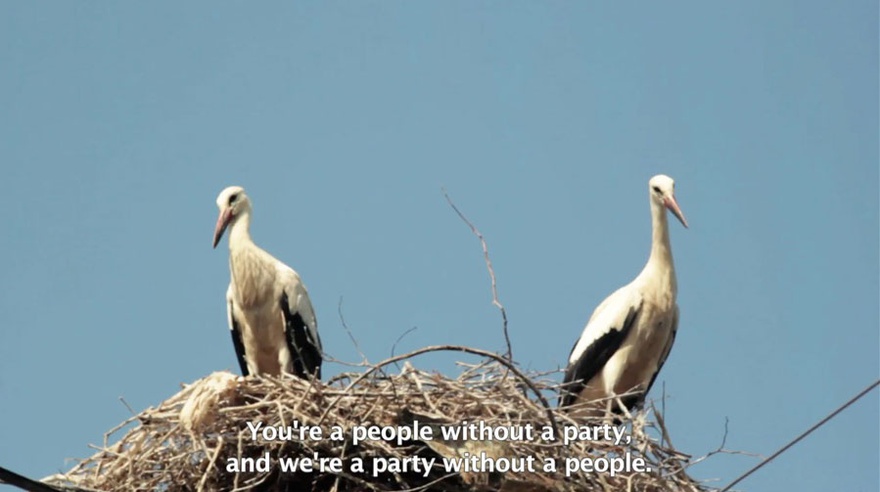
[719,378,880,492]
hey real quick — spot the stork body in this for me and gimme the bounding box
[213,186,322,379]
[561,175,687,416]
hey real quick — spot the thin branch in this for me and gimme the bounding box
[316,344,560,439]
[390,326,418,370]
[118,397,136,417]
[719,378,880,492]
[685,417,761,471]
[442,188,512,362]
[196,439,224,492]
[717,417,729,450]
[320,355,369,369]
[652,400,675,451]
[338,296,368,365]
[661,382,667,448]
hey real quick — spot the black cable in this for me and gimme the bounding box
[719,378,880,492]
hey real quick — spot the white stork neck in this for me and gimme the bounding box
[225,209,277,309]
[227,210,255,251]
[639,199,677,293]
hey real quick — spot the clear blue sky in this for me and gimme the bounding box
[1,2,877,491]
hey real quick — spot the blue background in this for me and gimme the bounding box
[1,2,877,491]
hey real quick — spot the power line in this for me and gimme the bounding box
[0,465,64,492]
[719,378,880,492]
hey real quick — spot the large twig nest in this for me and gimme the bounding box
[47,348,707,492]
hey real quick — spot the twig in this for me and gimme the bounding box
[118,397,137,417]
[652,401,675,451]
[338,297,368,365]
[661,382,667,447]
[703,417,730,459]
[390,326,418,370]
[683,417,761,474]
[320,355,369,368]
[317,344,560,439]
[442,188,512,362]
[196,439,224,492]
[719,378,880,492]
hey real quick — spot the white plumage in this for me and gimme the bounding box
[561,174,688,416]
[213,186,322,379]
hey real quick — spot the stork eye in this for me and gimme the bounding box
[229,194,238,205]
[652,186,661,193]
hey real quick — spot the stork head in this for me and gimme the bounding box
[649,175,688,228]
[213,185,251,248]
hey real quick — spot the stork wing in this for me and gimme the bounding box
[560,287,643,407]
[280,271,322,380]
[226,285,250,376]
[643,304,679,398]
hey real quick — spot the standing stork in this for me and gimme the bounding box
[560,174,688,417]
[212,186,323,379]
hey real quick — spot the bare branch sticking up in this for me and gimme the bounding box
[390,326,418,361]
[442,188,512,362]
[685,417,762,471]
[338,297,368,366]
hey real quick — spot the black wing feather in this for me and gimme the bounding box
[559,304,641,407]
[228,301,250,376]
[280,292,322,379]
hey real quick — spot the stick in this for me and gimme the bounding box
[442,189,512,362]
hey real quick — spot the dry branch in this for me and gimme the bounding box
[443,189,512,362]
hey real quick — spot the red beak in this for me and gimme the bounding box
[212,208,233,248]
[665,196,689,228]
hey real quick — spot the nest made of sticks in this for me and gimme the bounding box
[48,346,707,492]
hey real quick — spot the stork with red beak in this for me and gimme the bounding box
[560,174,688,417]
[213,186,322,379]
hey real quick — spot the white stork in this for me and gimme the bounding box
[212,186,323,379]
[560,174,688,417]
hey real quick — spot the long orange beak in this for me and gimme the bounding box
[665,196,689,228]
[212,208,233,248]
